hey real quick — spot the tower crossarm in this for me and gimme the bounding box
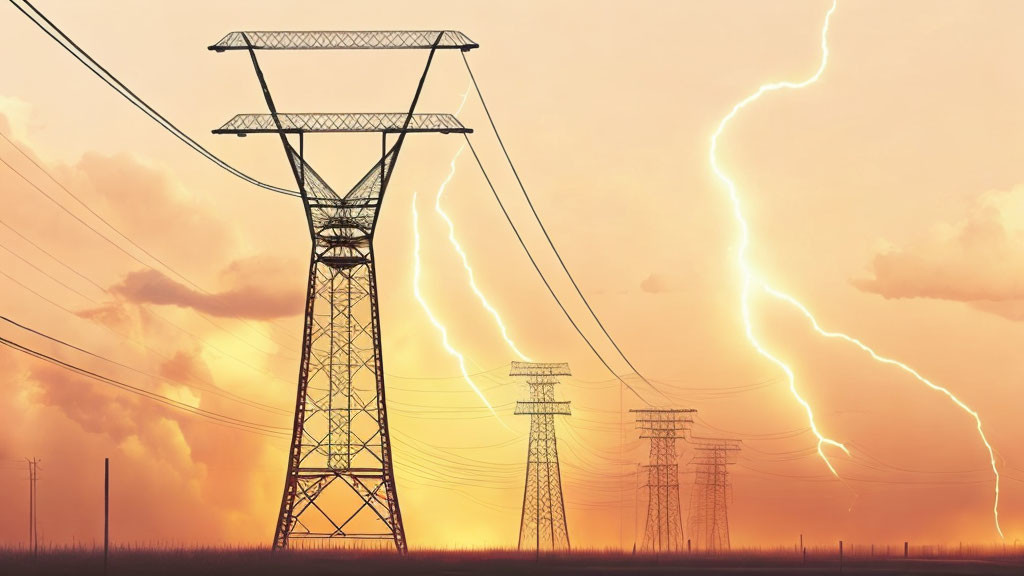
[688,437,743,451]
[209,30,478,52]
[514,401,572,416]
[510,361,571,377]
[213,113,471,135]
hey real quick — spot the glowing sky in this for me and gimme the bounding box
[1,0,1023,550]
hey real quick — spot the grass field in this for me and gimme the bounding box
[1,547,1023,576]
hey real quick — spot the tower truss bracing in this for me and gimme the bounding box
[212,30,475,553]
[687,437,741,553]
[512,361,572,553]
[630,408,696,554]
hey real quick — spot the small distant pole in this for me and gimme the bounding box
[802,547,807,564]
[687,539,691,553]
[800,533,803,552]
[871,543,874,557]
[839,540,843,574]
[27,458,39,558]
[26,458,33,556]
[904,541,908,558]
[104,458,109,573]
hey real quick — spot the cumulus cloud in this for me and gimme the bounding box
[0,110,285,544]
[853,187,1024,321]
[108,266,302,320]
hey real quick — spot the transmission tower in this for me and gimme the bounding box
[211,31,477,552]
[687,437,741,552]
[631,408,695,553]
[513,361,572,553]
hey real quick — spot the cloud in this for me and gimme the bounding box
[109,266,302,321]
[853,187,1024,321]
[640,272,688,294]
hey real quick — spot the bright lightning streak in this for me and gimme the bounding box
[434,144,531,362]
[764,284,1004,539]
[412,190,511,430]
[710,0,847,478]
[710,0,1003,539]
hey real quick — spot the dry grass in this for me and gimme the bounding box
[1,545,1022,575]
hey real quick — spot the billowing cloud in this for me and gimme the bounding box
[106,257,303,320]
[853,187,1024,321]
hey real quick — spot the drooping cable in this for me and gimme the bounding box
[0,313,289,415]
[462,135,649,406]
[462,53,668,403]
[0,153,295,355]
[0,333,289,437]
[7,0,299,198]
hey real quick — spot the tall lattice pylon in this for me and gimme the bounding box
[513,361,572,552]
[211,30,477,552]
[631,408,695,553]
[687,437,741,552]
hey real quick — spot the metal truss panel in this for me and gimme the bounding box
[514,401,572,416]
[510,361,571,377]
[687,438,741,552]
[216,113,471,135]
[514,364,571,552]
[633,408,697,554]
[272,151,405,552]
[209,30,477,51]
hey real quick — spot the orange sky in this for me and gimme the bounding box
[1,0,1023,550]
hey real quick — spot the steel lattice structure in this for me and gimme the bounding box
[631,408,695,554]
[512,361,572,553]
[214,113,470,135]
[687,437,741,553]
[210,30,478,51]
[212,30,475,553]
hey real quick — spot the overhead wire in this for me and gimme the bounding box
[0,333,289,437]
[7,0,298,197]
[462,52,669,404]
[0,150,295,357]
[0,217,296,390]
[462,135,649,406]
[0,314,288,415]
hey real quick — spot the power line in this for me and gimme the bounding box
[462,53,668,404]
[0,240,96,304]
[0,332,289,437]
[7,0,298,197]
[0,314,289,415]
[463,135,649,406]
[0,218,296,388]
[0,150,294,356]
[0,218,105,291]
[0,131,282,320]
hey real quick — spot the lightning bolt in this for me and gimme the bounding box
[710,0,1003,538]
[434,143,531,362]
[412,189,510,430]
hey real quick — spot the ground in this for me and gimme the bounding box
[1,549,1023,576]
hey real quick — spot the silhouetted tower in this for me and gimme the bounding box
[687,437,741,552]
[631,408,695,553]
[513,361,572,552]
[211,31,478,552]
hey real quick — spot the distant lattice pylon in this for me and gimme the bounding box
[687,437,741,552]
[513,361,572,552]
[631,408,695,553]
